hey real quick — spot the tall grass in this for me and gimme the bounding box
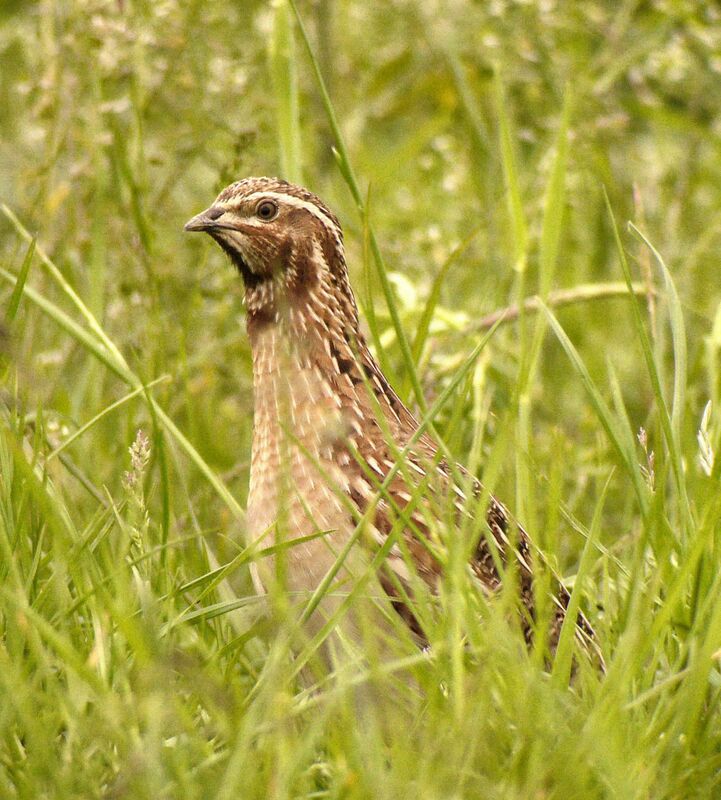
[1,1,721,797]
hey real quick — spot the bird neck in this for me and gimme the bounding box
[245,275,420,457]
[245,274,366,389]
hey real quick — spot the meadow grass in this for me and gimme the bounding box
[1,1,721,797]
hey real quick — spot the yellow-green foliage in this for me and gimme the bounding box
[1,2,721,797]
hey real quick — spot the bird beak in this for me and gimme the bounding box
[184,207,222,232]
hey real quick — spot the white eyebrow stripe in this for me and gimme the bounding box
[229,217,263,227]
[242,191,342,240]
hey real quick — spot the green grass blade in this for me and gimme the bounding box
[524,89,571,388]
[6,235,35,322]
[604,190,691,532]
[628,223,687,451]
[551,469,610,688]
[494,72,527,272]
[542,301,649,515]
[411,226,482,366]
[269,0,302,182]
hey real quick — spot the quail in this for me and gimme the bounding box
[185,177,599,663]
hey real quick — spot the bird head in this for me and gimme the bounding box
[184,177,357,320]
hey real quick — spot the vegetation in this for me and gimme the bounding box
[1,1,721,797]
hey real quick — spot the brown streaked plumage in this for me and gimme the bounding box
[185,177,601,664]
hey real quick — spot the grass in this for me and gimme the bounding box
[2,1,721,797]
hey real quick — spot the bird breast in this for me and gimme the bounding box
[246,325,358,594]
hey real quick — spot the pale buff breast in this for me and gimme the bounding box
[246,326,360,600]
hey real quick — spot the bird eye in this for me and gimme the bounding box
[256,200,278,221]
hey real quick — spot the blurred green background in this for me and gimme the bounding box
[2,1,721,798]
[2,1,720,506]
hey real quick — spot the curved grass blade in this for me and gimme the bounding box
[604,191,691,534]
[541,301,649,516]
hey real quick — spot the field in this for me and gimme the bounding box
[2,1,721,797]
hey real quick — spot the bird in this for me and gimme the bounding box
[184,176,599,667]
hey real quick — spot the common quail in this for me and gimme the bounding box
[185,177,599,664]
